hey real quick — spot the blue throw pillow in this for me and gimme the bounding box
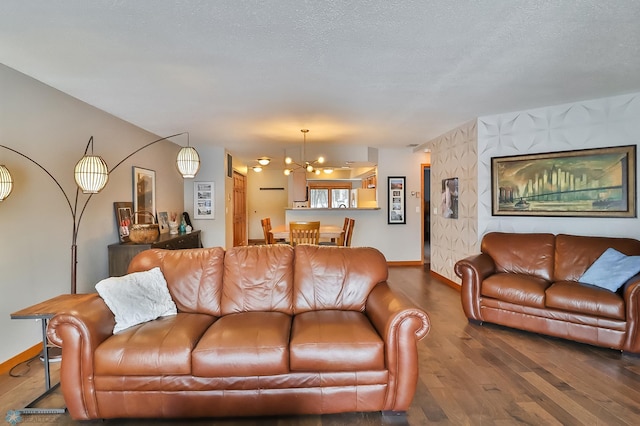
[579,248,640,292]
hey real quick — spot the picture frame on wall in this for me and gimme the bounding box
[492,145,636,217]
[194,181,215,219]
[388,176,406,224]
[113,202,133,242]
[132,166,156,222]
[441,177,459,219]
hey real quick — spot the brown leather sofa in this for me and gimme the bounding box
[455,232,640,354]
[47,244,430,420]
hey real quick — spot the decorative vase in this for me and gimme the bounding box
[169,221,179,235]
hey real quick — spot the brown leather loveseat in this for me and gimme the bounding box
[48,244,430,420]
[455,232,640,354]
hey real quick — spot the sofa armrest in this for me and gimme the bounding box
[455,253,495,321]
[47,295,115,420]
[365,282,430,411]
[623,274,640,353]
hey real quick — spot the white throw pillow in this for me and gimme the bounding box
[95,267,177,333]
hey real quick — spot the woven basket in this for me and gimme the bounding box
[129,211,160,244]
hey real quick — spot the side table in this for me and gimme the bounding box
[10,293,98,415]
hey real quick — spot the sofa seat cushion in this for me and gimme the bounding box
[95,313,215,376]
[290,310,384,372]
[545,281,625,321]
[192,311,291,377]
[481,273,549,308]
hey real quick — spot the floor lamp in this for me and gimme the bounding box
[0,132,200,294]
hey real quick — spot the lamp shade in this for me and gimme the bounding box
[177,146,200,178]
[0,165,13,201]
[74,155,109,194]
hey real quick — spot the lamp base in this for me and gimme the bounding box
[39,346,62,363]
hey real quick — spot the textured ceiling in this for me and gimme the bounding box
[2,1,640,168]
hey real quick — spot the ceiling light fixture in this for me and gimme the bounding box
[258,157,270,166]
[252,165,263,172]
[283,129,324,176]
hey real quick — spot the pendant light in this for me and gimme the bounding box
[176,133,200,178]
[283,129,325,175]
[0,165,13,201]
[74,136,109,193]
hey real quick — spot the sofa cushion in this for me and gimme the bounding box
[545,281,625,321]
[290,310,384,372]
[95,267,177,333]
[127,247,226,316]
[481,273,549,308]
[95,313,215,376]
[192,311,292,377]
[481,232,555,281]
[554,234,640,282]
[579,248,640,292]
[293,245,388,313]
[222,245,294,315]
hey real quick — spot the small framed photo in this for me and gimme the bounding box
[113,202,133,242]
[194,181,214,219]
[441,177,459,219]
[133,166,156,222]
[388,176,406,224]
[157,211,169,234]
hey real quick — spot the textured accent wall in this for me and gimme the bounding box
[478,92,640,239]
[426,120,479,284]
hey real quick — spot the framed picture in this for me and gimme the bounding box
[226,153,233,178]
[132,167,156,222]
[113,202,133,242]
[194,181,214,219]
[492,145,636,217]
[157,211,169,234]
[388,176,406,224]
[441,177,459,219]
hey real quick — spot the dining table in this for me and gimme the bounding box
[269,224,344,243]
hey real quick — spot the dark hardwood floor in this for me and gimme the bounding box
[3,265,640,425]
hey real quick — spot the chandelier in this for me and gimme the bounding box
[283,129,325,176]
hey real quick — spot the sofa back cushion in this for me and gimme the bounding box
[554,234,640,282]
[222,244,294,315]
[481,232,555,281]
[128,247,225,316]
[293,245,388,313]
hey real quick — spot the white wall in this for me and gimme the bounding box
[376,148,427,262]
[243,149,427,261]
[182,145,228,248]
[283,148,427,262]
[426,120,479,283]
[247,169,289,240]
[478,92,640,239]
[0,65,185,364]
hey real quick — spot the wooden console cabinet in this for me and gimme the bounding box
[108,230,202,277]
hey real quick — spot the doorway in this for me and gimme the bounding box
[422,164,431,265]
[233,171,247,246]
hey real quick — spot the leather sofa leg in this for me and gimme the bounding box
[381,410,407,424]
[468,318,483,325]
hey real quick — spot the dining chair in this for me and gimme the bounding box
[261,217,274,244]
[344,218,355,247]
[289,221,320,246]
[319,217,350,246]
